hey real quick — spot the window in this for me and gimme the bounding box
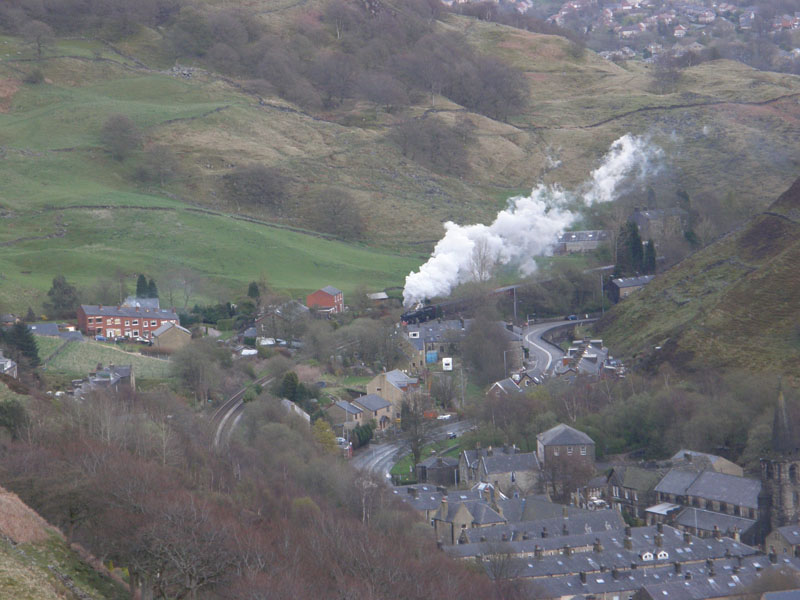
[133,330,139,337]
[567,446,573,455]
[151,320,157,326]
[124,320,130,326]
[87,317,93,324]
[132,319,138,326]
[114,318,121,325]
[107,318,113,325]
[580,445,587,455]
[554,447,560,456]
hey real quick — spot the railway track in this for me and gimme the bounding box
[212,375,273,449]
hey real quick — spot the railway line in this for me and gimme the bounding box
[212,375,274,449]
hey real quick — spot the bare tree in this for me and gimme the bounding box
[469,237,498,283]
[22,20,54,60]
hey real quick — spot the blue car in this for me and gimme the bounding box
[95,335,107,341]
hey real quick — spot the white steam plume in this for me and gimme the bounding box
[402,134,662,307]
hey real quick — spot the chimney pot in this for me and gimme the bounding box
[683,531,692,544]
[655,533,663,547]
[657,522,663,533]
[612,567,619,580]
[580,571,587,584]
[542,527,548,538]
[625,526,632,537]
[674,562,681,574]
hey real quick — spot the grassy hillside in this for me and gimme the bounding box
[0,11,798,311]
[0,483,125,599]
[42,339,171,379]
[596,176,800,376]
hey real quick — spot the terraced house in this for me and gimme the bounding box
[77,304,179,340]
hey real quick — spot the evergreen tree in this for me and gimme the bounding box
[6,321,39,367]
[643,239,657,274]
[614,222,644,277]
[279,371,299,401]
[247,281,260,299]
[136,274,148,298]
[147,278,158,299]
[24,307,36,322]
[44,275,80,319]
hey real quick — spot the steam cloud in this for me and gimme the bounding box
[402,134,662,307]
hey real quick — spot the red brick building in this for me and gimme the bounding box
[77,304,179,339]
[305,286,344,314]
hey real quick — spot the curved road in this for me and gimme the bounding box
[351,420,473,479]
[523,318,596,376]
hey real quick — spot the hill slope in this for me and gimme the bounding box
[597,176,800,376]
[0,9,799,309]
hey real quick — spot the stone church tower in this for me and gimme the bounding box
[760,385,800,533]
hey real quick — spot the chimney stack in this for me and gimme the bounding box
[542,527,548,538]
[563,545,572,557]
[563,506,569,519]
[522,532,529,541]
[655,533,663,547]
[562,523,569,536]
[502,533,508,542]
[625,526,632,537]
[624,537,633,550]
[674,562,681,575]
[611,567,620,580]
[579,571,587,584]
[733,527,740,542]
[713,525,721,539]
[535,545,544,559]
[685,572,692,580]
[683,531,692,544]
[487,446,493,457]
[594,538,603,553]
[656,522,663,534]
[725,548,732,559]
[769,547,778,564]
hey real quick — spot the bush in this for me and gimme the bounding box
[215,318,235,331]
[223,165,287,212]
[23,68,44,84]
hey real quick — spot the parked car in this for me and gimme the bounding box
[447,431,457,439]
[565,314,578,321]
[94,335,107,341]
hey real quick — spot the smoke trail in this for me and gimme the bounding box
[402,134,662,307]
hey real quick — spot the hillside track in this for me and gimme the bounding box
[212,375,273,449]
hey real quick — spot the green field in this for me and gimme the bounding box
[0,18,798,312]
[43,340,171,379]
[32,336,65,363]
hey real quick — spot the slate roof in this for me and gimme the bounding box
[482,451,539,476]
[522,496,589,521]
[669,450,742,476]
[461,510,625,543]
[333,401,362,415]
[80,304,178,320]
[385,369,417,389]
[434,499,507,526]
[28,322,84,341]
[655,469,702,496]
[352,393,391,412]
[491,378,523,395]
[611,466,664,492]
[775,524,800,545]
[557,230,610,244]
[675,507,756,536]
[445,524,759,575]
[419,455,459,469]
[320,285,342,296]
[152,322,191,337]
[405,319,469,351]
[687,472,761,509]
[611,275,655,289]
[538,423,595,446]
[122,296,160,309]
[393,485,484,512]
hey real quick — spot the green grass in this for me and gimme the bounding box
[32,336,65,363]
[0,382,27,403]
[43,340,171,379]
[390,438,461,483]
[0,24,798,313]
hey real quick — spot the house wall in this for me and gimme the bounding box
[484,469,539,496]
[306,290,344,313]
[352,401,392,430]
[539,443,596,469]
[766,530,799,557]
[366,373,406,419]
[153,326,191,352]
[79,307,178,339]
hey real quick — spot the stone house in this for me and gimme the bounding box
[610,275,655,302]
[326,400,364,432]
[765,525,800,558]
[459,446,490,486]
[366,369,418,420]
[151,322,192,353]
[537,423,596,470]
[417,456,460,487]
[352,393,392,430]
[432,496,506,545]
[480,446,540,497]
[607,466,665,520]
[0,351,18,379]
